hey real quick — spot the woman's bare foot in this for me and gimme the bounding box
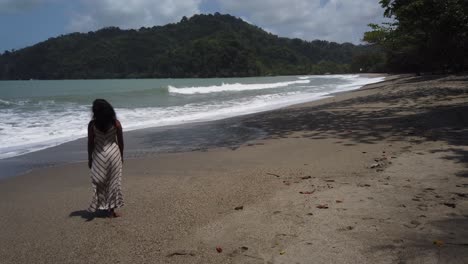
[109,209,121,218]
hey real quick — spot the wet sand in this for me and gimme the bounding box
[1,74,468,263]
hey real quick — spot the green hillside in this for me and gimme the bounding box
[0,13,383,80]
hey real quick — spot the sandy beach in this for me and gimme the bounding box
[1,74,468,263]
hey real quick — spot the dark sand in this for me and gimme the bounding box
[0,120,264,179]
[1,74,468,263]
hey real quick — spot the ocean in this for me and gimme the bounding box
[0,74,384,160]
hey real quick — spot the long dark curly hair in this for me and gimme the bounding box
[92,99,117,132]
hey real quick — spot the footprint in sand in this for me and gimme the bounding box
[271,233,298,248]
[404,220,421,228]
[337,226,354,231]
[227,246,251,258]
[417,204,428,211]
[443,202,456,208]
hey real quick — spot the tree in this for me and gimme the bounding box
[365,0,468,73]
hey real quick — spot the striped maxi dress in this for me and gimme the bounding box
[89,125,124,212]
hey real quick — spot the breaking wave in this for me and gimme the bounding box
[168,80,310,94]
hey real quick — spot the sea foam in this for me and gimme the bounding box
[168,80,310,94]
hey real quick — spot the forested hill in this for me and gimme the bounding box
[0,13,382,80]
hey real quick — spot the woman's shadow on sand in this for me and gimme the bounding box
[69,210,109,222]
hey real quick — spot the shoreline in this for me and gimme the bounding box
[1,74,467,263]
[0,74,386,180]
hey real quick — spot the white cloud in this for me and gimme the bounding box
[65,0,386,43]
[69,0,202,32]
[215,0,386,43]
[0,0,47,13]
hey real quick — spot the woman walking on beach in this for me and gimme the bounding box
[87,99,124,217]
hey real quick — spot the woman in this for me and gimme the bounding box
[87,99,124,217]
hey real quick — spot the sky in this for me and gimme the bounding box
[0,0,387,52]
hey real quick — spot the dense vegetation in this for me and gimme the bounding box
[364,0,468,73]
[0,14,382,80]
